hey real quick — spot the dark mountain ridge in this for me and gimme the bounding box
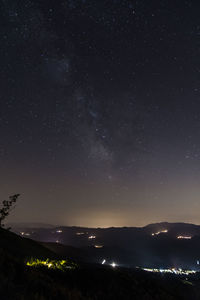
[1,225,200,299]
[9,222,200,269]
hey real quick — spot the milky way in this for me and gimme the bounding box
[1,1,200,227]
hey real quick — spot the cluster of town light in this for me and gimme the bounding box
[94,245,103,248]
[151,230,168,236]
[177,235,192,239]
[151,230,193,240]
[76,232,98,240]
[26,258,77,271]
[20,232,30,236]
[142,268,196,275]
[20,229,104,246]
[88,235,96,239]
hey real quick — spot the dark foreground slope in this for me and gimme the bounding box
[0,227,56,260]
[2,228,200,299]
[1,255,200,300]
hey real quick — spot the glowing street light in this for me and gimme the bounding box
[110,262,116,268]
[94,245,103,248]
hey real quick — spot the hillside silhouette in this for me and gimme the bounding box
[11,222,200,269]
[0,222,199,299]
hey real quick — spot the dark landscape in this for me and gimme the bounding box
[2,0,200,298]
[1,222,200,299]
[10,222,200,269]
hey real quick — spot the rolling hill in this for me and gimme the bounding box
[10,222,200,269]
[1,225,200,299]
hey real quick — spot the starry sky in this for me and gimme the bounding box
[1,0,200,227]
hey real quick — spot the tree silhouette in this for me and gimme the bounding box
[0,194,20,228]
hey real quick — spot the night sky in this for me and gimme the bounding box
[1,0,200,227]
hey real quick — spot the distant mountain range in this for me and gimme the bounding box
[1,225,200,300]
[9,222,200,269]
